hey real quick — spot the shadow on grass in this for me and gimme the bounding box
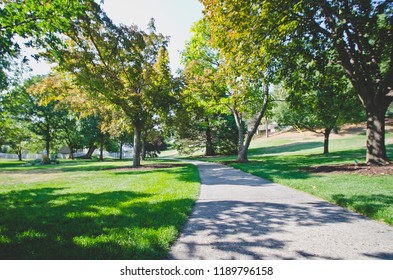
[249,141,323,156]
[0,160,200,184]
[111,164,200,184]
[230,148,373,182]
[0,187,196,259]
[0,160,26,168]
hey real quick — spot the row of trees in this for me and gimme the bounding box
[1,1,392,166]
[1,1,172,165]
[197,0,392,165]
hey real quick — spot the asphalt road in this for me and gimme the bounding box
[168,161,393,260]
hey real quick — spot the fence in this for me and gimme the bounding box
[0,153,43,160]
[0,151,133,160]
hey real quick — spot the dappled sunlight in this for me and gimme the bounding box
[170,199,387,260]
[0,161,200,259]
[0,187,197,259]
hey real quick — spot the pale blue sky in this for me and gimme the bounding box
[26,0,203,76]
[102,0,204,72]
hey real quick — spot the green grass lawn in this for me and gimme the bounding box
[0,159,200,259]
[197,131,393,226]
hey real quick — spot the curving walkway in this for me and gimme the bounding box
[168,161,393,260]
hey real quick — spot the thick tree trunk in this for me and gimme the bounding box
[83,145,96,159]
[133,126,142,167]
[237,143,249,162]
[323,128,332,155]
[365,105,390,165]
[17,152,22,161]
[204,121,215,156]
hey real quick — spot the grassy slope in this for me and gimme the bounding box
[200,129,393,226]
[0,159,200,259]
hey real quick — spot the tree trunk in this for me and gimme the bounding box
[265,116,269,138]
[141,138,147,160]
[323,128,332,155]
[204,121,215,156]
[233,109,247,162]
[99,141,104,161]
[237,143,249,162]
[365,105,390,165]
[133,126,142,167]
[119,141,123,160]
[234,85,269,163]
[17,151,22,161]
[83,145,96,159]
[68,144,75,159]
[45,137,50,157]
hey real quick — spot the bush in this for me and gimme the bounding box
[41,155,51,165]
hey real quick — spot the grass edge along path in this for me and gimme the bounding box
[0,159,200,259]
[195,133,393,227]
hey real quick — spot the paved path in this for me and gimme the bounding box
[168,161,393,260]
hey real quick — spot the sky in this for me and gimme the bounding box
[102,0,203,72]
[26,0,204,76]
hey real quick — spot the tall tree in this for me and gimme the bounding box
[179,19,230,156]
[202,0,393,165]
[2,77,67,156]
[219,63,269,162]
[54,7,174,167]
[279,51,364,154]
[1,113,31,160]
[201,3,272,162]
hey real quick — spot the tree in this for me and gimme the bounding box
[201,0,393,165]
[219,63,269,162]
[1,113,31,160]
[54,8,174,167]
[2,77,66,156]
[277,50,365,154]
[200,3,272,162]
[177,20,247,159]
[0,0,99,90]
[179,20,227,156]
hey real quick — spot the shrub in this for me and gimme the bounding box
[41,155,51,165]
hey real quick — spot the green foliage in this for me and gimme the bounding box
[1,115,31,160]
[4,77,79,155]
[0,0,98,90]
[55,12,175,166]
[173,111,239,156]
[201,0,393,164]
[177,19,236,156]
[210,114,239,155]
[144,135,167,158]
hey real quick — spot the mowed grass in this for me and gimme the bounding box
[199,130,393,226]
[0,159,200,259]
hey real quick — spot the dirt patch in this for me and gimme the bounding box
[303,164,393,176]
[109,163,186,171]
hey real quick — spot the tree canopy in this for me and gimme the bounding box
[0,0,100,90]
[201,0,393,165]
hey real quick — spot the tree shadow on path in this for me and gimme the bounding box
[170,199,393,260]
